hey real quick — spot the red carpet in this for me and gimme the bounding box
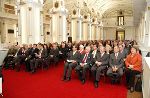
[1,62,127,98]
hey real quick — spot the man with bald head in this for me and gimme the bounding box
[107,46,124,84]
[91,46,109,88]
[75,46,92,84]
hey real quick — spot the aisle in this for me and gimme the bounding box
[1,62,127,98]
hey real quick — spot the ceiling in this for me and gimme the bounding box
[43,0,146,26]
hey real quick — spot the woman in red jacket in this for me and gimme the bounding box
[125,46,142,93]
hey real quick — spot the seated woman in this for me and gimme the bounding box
[125,46,142,93]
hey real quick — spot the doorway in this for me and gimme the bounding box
[116,30,125,40]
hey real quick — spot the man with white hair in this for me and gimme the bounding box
[75,46,92,84]
[91,46,109,88]
[78,44,84,54]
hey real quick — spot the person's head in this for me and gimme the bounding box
[61,42,66,48]
[28,44,32,48]
[114,46,119,53]
[100,46,105,53]
[79,44,84,50]
[72,45,77,52]
[93,44,97,50]
[119,44,124,52]
[53,43,57,49]
[130,46,138,54]
[85,46,91,53]
[105,44,111,52]
[33,44,37,48]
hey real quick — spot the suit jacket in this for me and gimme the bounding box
[67,51,80,62]
[95,52,109,66]
[49,48,59,58]
[40,49,48,58]
[17,48,26,56]
[30,48,39,59]
[109,52,123,68]
[79,53,92,65]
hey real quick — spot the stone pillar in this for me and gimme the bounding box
[91,18,98,40]
[17,0,43,44]
[100,27,104,40]
[82,14,90,41]
[144,1,150,47]
[0,21,7,43]
[50,0,67,44]
[71,9,82,42]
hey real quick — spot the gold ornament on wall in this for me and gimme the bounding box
[73,9,76,15]
[92,18,95,22]
[84,15,87,19]
[54,1,59,8]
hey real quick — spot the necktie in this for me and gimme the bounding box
[115,53,118,59]
[82,54,88,63]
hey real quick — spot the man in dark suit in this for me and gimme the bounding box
[15,47,27,71]
[34,44,48,70]
[46,43,59,66]
[91,46,109,88]
[75,46,92,84]
[25,44,39,72]
[107,46,124,84]
[62,45,80,81]
[91,44,99,65]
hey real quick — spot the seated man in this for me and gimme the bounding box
[15,47,27,71]
[46,43,59,66]
[91,46,109,88]
[75,46,92,84]
[107,46,124,84]
[62,45,80,81]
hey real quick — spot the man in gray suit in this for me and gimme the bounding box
[107,46,124,84]
[62,45,80,81]
[91,46,109,88]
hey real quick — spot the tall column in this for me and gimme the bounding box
[17,0,43,44]
[91,18,98,40]
[82,14,90,41]
[88,19,92,40]
[71,9,82,42]
[100,27,104,40]
[96,25,100,40]
[0,20,7,43]
[144,1,150,47]
[50,0,67,44]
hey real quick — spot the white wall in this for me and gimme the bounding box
[103,27,116,40]
[103,16,134,27]
[103,26,136,40]
[102,16,135,40]
[125,26,136,40]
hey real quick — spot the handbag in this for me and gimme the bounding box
[135,76,142,92]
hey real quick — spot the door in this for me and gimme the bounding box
[116,31,125,40]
